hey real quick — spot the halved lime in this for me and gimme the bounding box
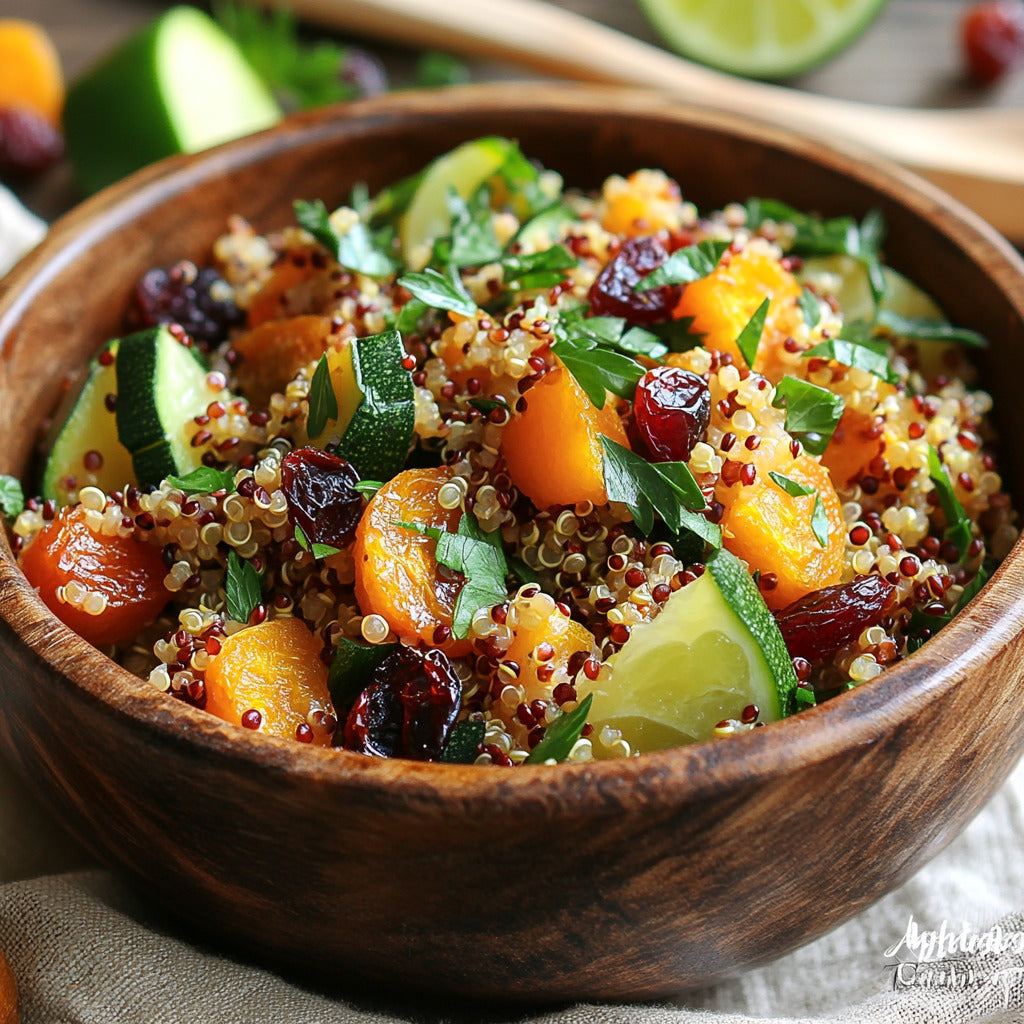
[637,0,889,80]
[64,6,281,194]
[585,547,797,754]
[400,136,515,269]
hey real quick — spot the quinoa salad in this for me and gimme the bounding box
[3,137,1015,765]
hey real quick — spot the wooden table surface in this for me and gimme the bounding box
[7,0,1024,220]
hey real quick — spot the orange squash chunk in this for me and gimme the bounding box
[674,244,802,380]
[353,467,472,656]
[19,505,168,647]
[719,454,844,611]
[204,617,335,745]
[0,20,64,126]
[246,246,323,327]
[501,364,630,509]
[821,406,887,490]
[503,596,598,705]
[231,314,342,408]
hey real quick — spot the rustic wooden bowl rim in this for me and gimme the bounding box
[3,82,1024,811]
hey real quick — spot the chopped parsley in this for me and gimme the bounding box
[927,445,973,559]
[525,693,593,764]
[398,265,477,318]
[0,475,25,519]
[599,435,720,548]
[633,239,729,292]
[293,199,396,278]
[306,353,338,439]
[225,550,261,624]
[735,297,769,369]
[165,466,237,495]
[771,377,844,456]
[397,514,509,638]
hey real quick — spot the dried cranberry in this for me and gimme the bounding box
[634,366,710,461]
[127,261,244,349]
[588,236,680,324]
[961,1,1024,84]
[280,447,364,548]
[0,106,63,179]
[776,575,897,663]
[344,645,460,760]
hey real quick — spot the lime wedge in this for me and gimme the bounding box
[400,136,515,269]
[64,6,281,194]
[638,0,888,80]
[585,547,798,754]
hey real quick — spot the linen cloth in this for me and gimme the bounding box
[1,751,1024,1024]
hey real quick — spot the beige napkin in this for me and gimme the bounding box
[1,754,1024,1024]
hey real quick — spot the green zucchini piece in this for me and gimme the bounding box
[114,326,213,486]
[42,340,137,504]
[309,330,415,482]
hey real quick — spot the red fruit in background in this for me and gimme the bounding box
[0,105,63,178]
[961,1,1024,84]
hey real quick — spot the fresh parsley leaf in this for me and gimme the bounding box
[507,554,540,585]
[213,3,347,111]
[397,515,508,638]
[513,201,574,247]
[294,524,342,560]
[440,719,485,763]
[617,326,668,360]
[294,199,396,278]
[768,471,815,497]
[414,50,471,88]
[494,142,558,220]
[735,298,769,369]
[553,344,645,409]
[927,446,973,559]
[327,636,396,711]
[398,265,477,318]
[746,199,887,306]
[634,240,729,292]
[394,297,429,334]
[499,244,577,291]
[306,353,338,438]
[771,377,844,456]
[165,466,237,494]
[954,563,990,613]
[803,338,898,385]
[354,480,383,497]
[434,187,503,268]
[647,316,707,353]
[0,475,24,519]
[875,309,987,348]
[525,693,593,764]
[794,685,817,707]
[799,286,826,328]
[810,494,829,548]
[600,436,719,549]
[225,550,261,623]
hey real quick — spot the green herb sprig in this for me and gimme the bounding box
[225,550,261,623]
[525,693,594,764]
[600,436,720,548]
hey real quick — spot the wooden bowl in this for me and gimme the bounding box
[2,84,1024,1003]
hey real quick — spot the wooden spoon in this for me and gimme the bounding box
[261,0,1024,241]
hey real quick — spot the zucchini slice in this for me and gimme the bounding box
[115,326,214,486]
[42,340,136,503]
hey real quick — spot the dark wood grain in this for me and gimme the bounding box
[1,85,1024,1001]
